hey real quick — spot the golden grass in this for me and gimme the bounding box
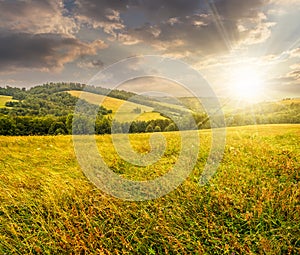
[0,95,13,108]
[0,124,299,254]
[279,98,300,105]
[68,90,153,113]
[135,112,166,121]
[68,90,166,122]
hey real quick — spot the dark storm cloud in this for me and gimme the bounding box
[132,0,267,23]
[0,0,106,72]
[121,14,229,55]
[117,0,270,55]
[0,0,53,15]
[75,0,267,56]
[0,0,77,35]
[75,0,128,19]
[75,0,202,24]
[0,31,106,72]
[0,0,272,73]
[211,0,267,19]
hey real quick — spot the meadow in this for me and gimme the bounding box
[0,96,13,108]
[0,124,299,254]
[68,90,167,122]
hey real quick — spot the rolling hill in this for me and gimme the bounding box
[68,90,167,122]
[0,83,299,136]
[68,90,195,122]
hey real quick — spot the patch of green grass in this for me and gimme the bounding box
[0,95,13,108]
[0,124,299,254]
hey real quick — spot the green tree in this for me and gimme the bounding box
[0,116,15,135]
[164,123,176,132]
[145,124,154,133]
[154,126,161,132]
[95,117,111,135]
[49,121,67,135]
[66,114,73,134]
[71,115,94,135]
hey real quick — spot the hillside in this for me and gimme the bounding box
[0,83,299,136]
[179,96,300,125]
[68,90,166,122]
[0,124,299,254]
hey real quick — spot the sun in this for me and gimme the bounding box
[230,66,264,101]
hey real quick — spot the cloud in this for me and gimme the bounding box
[118,14,227,57]
[114,0,272,56]
[271,0,300,5]
[211,0,268,18]
[290,48,300,58]
[75,0,202,26]
[74,0,128,38]
[237,13,276,45]
[258,47,300,66]
[0,0,78,35]
[0,31,106,72]
[290,63,300,70]
[77,59,104,69]
[119,77,193,97]
[267,67,300,96]
[0,0,109,73]
[0,0,273,64]
[74,0,272,54]
[288,70,300,80]
[276,66,300,85]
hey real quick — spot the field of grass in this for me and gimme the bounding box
[0,95,13,108]
[0,124,299,254]
[153,100,193,114]
[68,91,166,122]
[68,91,152,113]
[135,112,166,121]
[280,98,300,105]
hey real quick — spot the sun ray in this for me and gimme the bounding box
[229,65,265,101]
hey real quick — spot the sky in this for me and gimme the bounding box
[0,0,299,101]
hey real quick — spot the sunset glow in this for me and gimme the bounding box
[0,1,299,98]
[230,66,265,101]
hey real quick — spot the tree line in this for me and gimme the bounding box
[0,111,215,136]
[0,115,179,136]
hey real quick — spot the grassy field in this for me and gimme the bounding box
[0,124,299,254]
[135,112,166,122]
[0,95,13,108]
[280,98,300,105]
[68,91,167,122]
[68,91,152,113]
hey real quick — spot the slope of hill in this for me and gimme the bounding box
[0,83,188,121]
[0,83,299,136]
[280,98,300,105]
[68,90,166,122]
[226,99,300,126]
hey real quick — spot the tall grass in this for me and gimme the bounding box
[0,124,299,254]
